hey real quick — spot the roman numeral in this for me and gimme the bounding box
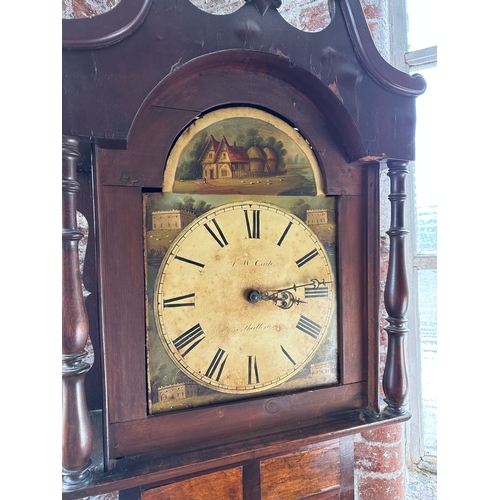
[296,315,322,339]
[206,348,228,381]
[248,355,260,384]
[304,287,329,298]
[277,221,292,246]
[204,218,228,247]
[244,209,260,239]
[163,293,195,308]
[174,255,205,268]
[173,323,205,356]
[296,249,319,268]
[280,345,296,365]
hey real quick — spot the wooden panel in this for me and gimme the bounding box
[243,462,261,500]
[61,413,408,499]
[97,68,362,196]
[141,467,243,500]
[261,441,341,500]
[339,435,355,500]
[63,0,421,160]
[108,383,365,458]
[365,165,381,412]
[98,185,147,424]
[338,195,366,385]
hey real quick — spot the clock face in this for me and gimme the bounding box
[153,201,335,394]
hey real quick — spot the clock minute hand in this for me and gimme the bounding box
[247,279,332,310]
[268,278,333,294]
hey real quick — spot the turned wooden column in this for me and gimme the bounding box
[382,159,410,415]
[62,135,93,490]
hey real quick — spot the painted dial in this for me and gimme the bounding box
[154,201,335,394]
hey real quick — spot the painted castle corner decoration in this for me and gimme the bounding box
[163,107,324,196]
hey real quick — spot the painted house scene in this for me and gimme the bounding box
[164,107,323,196]
[200,135,282,180]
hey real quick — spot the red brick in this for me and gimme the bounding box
[361,424,403,444]
[357,472,406,500]
[363,5,382,21]
[380,257,389,277]
[367,21,378,39]
[69,0,119,19]
[355,442,404,474]
[71,0,95,18]
[380,318,389,332]
[298,4,331,33]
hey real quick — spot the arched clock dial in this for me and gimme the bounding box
[154,201,335,394]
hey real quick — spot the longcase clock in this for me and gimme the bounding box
[62,0,425,497]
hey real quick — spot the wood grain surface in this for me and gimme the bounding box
[261,441,340,499]
[142,467,243,500]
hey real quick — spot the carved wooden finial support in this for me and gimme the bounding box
[382,159,410,415]
[62,135,93,490]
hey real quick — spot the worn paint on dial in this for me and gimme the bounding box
[154,201,335,394]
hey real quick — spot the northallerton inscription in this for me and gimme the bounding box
[236,322,277,332]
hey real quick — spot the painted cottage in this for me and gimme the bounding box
[198,135,279,179]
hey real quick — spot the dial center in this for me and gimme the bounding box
[247,289,261,304]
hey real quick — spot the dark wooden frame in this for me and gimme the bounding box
[62,0,425,495]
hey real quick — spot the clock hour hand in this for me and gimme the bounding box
[247,289,305,309]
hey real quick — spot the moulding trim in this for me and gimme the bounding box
[62,0,153,50]
[340,0,426,96]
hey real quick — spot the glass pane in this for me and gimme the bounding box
[418,269,437,456]
[406,0,437,51]
[413,65,437,254]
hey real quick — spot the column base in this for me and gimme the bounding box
[62,460,93,491]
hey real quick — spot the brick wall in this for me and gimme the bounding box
[354,232,405,500]
[64,2,406,499]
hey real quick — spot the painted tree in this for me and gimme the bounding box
[290,198,311,221]
[175,131,208,180]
